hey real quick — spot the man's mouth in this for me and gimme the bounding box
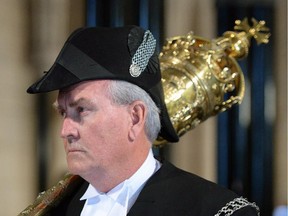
[67,148,85,154]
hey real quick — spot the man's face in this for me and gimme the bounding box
[55,80,132,177]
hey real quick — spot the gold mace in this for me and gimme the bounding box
[155,17,270,146]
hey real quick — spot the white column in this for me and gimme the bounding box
[273,0,287,209]
[0,1,36,215]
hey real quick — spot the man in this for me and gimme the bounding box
[27,26,259,215]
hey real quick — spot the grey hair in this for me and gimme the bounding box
[106,80,161,143]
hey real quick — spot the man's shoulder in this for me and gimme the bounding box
[146,161,239,201]
[132,161,259,216]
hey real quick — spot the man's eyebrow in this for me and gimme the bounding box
[52,98,92,110]
[69,98,93,107]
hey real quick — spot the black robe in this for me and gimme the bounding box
[48,161,259,216]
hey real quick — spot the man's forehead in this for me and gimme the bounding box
[55,93,95,109]
[60,80,107,93]
[56,80,110,103]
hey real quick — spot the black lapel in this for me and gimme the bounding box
[127,161,175,216]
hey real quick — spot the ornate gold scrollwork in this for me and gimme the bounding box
[154,18,270,145]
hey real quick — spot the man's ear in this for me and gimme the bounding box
[128,101,147,141]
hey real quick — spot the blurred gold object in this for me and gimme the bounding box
[18,18,270,215]
[154,17,270,145]
[18,174,82,216]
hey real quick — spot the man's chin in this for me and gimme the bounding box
[66,158,85,175]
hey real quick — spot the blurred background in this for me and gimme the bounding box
[0,0,286,215]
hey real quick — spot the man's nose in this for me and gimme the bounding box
[60,117,78,139]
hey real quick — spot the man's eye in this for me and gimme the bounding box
[77,107,85,114]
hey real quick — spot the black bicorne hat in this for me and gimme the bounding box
[27,26,179,143]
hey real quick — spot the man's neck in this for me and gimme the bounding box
[82,147,151,193]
